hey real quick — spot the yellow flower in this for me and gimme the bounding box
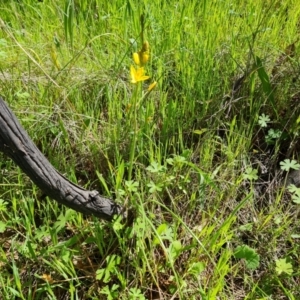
[148,81,157,91]
[130,65,150,83]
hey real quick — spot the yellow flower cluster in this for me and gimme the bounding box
[130,41,157,91]
[130,41,150,84]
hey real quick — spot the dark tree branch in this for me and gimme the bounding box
[0,97,123,221]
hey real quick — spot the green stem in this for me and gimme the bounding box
[128,83,140,180]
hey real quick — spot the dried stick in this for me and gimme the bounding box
[0,97,122,221]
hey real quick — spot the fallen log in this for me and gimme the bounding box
[0,96,122,221]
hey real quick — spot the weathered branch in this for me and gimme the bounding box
[0,96,123,221]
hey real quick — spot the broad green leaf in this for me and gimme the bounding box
[291,234,300,239]
[0,221,7,233]
[169,240,182,260]
[193,129,208,135]
[188,262,205,276]
[239,223,253,231]
[234,245,260,270]
[157,223,168,235]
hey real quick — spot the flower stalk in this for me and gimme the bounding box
[127,40,156,180]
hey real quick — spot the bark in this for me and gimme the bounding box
[0,97,123,221]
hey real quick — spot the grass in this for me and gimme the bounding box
[0,0,300,299]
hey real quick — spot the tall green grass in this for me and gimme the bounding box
[0,0,300,299]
